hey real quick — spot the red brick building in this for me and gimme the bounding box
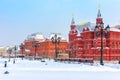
[68,8,120,61]
[23,33,68,59]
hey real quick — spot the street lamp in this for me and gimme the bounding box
[32,42,39,60]
[19,43,24,60]
[51,34,61,60]
[13,46,17,64]
[95,22,110,65]
[7,48,12,62]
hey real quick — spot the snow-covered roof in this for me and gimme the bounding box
[27,32,45,41]
[110,27,120,32]
[0,46,4,49]
[76,22,95,32]
[25,49,30,52]
[49,33,65,40]
[91,47,109,49]
[76,22,120,32]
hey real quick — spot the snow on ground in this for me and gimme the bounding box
[0,58,120,80]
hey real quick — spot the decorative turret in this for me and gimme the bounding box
[97,5,101,18]
[96,5,103,25]
[71,14,75,25]
[71,14,76,30]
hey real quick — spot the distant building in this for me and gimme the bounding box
[0,46,8,57]
[0,46,20,57]
[23,33,68,59]
[68,7,120,61]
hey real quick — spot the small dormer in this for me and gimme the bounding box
[86,27,90,31]
[83,28,86,32]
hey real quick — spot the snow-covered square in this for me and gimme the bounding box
[0,58,120,80]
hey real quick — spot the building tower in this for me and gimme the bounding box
[94,5,106,47]
[96,5,103,25]
[68,14,78,58]
[93,5,107,62]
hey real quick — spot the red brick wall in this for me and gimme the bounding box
[23,39,68,59]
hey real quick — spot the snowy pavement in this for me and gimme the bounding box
[0,58,120,80]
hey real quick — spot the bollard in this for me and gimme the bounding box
[118,60,120,64]
[8,59,10,62]
[4,61,9,74]
[13,59,15,64]
[4,61,7,68]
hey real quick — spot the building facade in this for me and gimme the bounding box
[69,8,120,61]
[0,46,20,57]
[23,33,68,59]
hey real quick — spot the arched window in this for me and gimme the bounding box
[112,42,114,48]
[118,43,120,48]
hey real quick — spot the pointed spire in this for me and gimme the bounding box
[71,13,75,25]
[97,4,101,18]
[98,4,100,10]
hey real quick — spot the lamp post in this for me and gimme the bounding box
[7,48,12,62]
[19,43,24,60]
[51,34,61,60]
[13,46,17,64]
[95,22,110,65]
[32,42,39,60]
